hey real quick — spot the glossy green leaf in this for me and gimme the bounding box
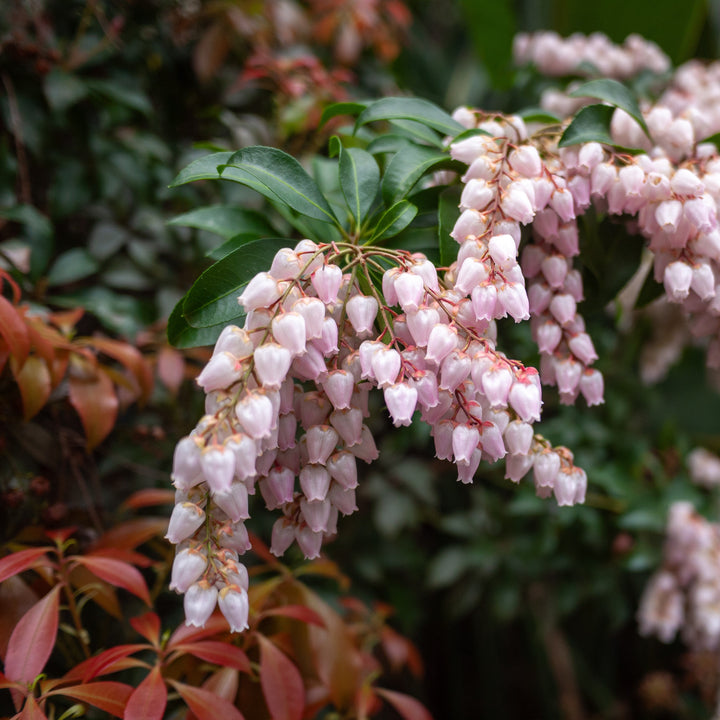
[569,79,650,136]
[558,104,615,147]
[366,135,414,155]
[355,97,465,137]
[169,152,265,189]
[517,108,562,124]
[367,201,418,243]
[338,146,380,226]
[381,145,451,205]
[207,233,267,261]
[46,248,99,286]
[182,237,290,328]
[320,101,369,127]
[438,186,461,267]
[389,119,444,147]
[168,206,276,240]
[167,302,226,349]
[222,146,338,225]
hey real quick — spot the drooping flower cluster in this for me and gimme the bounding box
[638,502,720,651]
[448,111,604,409]
[513,30,670,80]
[168,225,591,629]
[513,32,720,376]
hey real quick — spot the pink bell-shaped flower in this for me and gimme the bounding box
[166,502,205,544]
[170,548,207,593]
[218,585,250,632]
[508,379,542,422]
[327,451,358,489]
[406,307,440,347]
[200,446,235,494]
[271,313,307,356]
[346,295,378,336]
[196,352,242,393]
[452,424,480,464]
[311,264,343,303]
[384,382,418,426]
[235,391,275,439]
[238,272,281,312]
[305,425,339,465]
[425,324,459,365]
[270,518,296,556]
[299,464,331,502]
[184,581,218,628]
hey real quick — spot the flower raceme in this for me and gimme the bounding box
[167,222,593,630]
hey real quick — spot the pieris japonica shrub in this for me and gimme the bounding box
[163,28,720,715]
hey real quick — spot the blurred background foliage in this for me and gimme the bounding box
[2,0,720,718]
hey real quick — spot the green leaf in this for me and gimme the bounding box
[168,206,276,240]
[221,146,338,225]
[558,104,615,147]
[85,79,152,115]
[338,147,380,227]
[169,152,265,188]
[367,201,418,243]
[389,119,444,147]
[320,101,369,127]
[167,302,226,349]
[182,238,290,328]
[46,248,99,286]
[366,135,414,155]
[438,186,461,266]
[569,79,650,136]
[355,97,465,137]
[517,108,562,124]
[0,205,54,278]
[44,68,87,112]
[381,145,451,205]
[207,233,268,261]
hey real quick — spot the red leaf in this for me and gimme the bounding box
[46,681,133,717]
[129,612,160,646]
[258,634,304,720]
[121,489,175,510]
[0,548,53,584]
[68,369,118,449]
[88,547,153,568]
[85,337,153,402]
[375,688,434,720]
[4,585,61,684]
[12,356,52,420]
[166,614,229,649]
[72,556,150,605]
[261,605,326,628]
[200,667,239,703]
[0,295,30,366]
[63,644,149,682]
[123,665,167,720]
[0,670,24,691]
[93,518,169,551]
[170,641,251,673]
[16,695,48,720]
[168,679,245,720]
